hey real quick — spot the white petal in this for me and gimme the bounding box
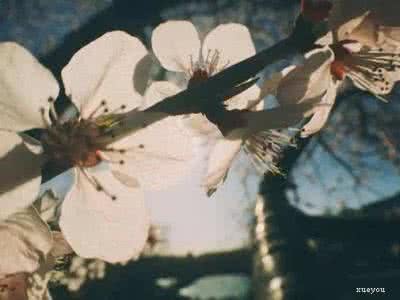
[0,42,59,131]
[202,138,242,196]
[277,48,334,106]
[152,21,201,72]
[202,23,255,72]
[0,207,52,277]
[184,113,221,138]
[143,81,182,108]
[107,114,194,191]
[62,31,146,118]
[50,231,73,257]
[225,84,260,110]
[59,168,149,263]
[0,131,42,220]
[301,83,338,137]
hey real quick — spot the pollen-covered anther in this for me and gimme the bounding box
[80,168,118,201]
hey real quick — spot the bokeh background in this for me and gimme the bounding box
[1,0,400,299]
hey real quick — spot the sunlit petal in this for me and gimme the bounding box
[60,168,149,263]
[62,31,146,118]
[202,23,255,72]
[143,81,182,108]
[108,115,194,190]
[226,84,260,111]
[152,21,201,72]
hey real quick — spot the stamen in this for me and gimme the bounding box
[88,100,107,119]
[48,97,59,123]
[103,104,128,116]
[39,107,51,128]
[244,130,294,174]
[79,168,117,201]
[332,45,400,99]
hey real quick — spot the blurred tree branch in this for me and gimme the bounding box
[54,249,252,300]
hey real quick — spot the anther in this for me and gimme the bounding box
[138,144,145,149]
[119,160,125,165]
[111,195,117,201]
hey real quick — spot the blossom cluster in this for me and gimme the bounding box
[1,0,400,298]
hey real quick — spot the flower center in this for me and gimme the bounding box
[187,49,225,87]
[40,99,127,170]
[41,118,103,168]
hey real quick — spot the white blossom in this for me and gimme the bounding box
[151,21,304,195]
[276,0,400,137]
[0,31,193,262]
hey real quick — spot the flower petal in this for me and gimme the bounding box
[184,113,220,138]
[0,131,42,220]
[59,168,149,263]
[277,48,334,106]
[143,81,182,108]
[226,84,260,110]
[202,138,242,196]
[106,81,194,190]
[61,31,146,118]
[0,42,58,131]
[152,21,201,73]
[50,231,73,257]
[202,23,255,72]
[0,207,52,277]
[107,116,194,190]
[300,83,338,137]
